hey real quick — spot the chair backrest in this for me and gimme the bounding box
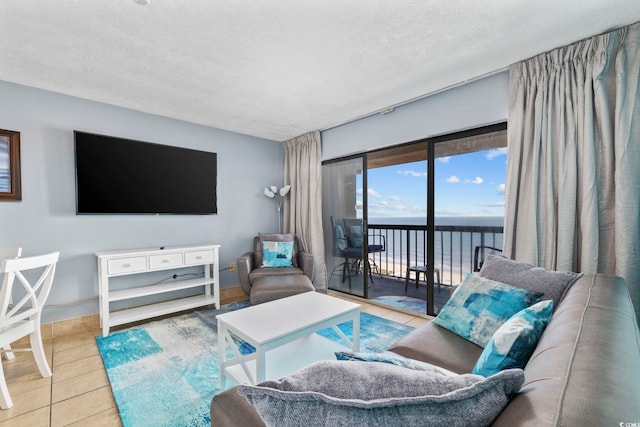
[473,246,502,272]
[342,218,364,250]
[0,251,59,329]
[0,248,22,260]
[0,248,22,306]
[330,216,349,257]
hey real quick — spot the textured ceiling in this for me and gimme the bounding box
[2,1,640,141]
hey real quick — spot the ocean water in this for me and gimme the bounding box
[369,216,504,227]
[365,216,504,282]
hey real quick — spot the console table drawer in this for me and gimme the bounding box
[149,253,183,269]
[185,249,215,265]
[108,256,147,274]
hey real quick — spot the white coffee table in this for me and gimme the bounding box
[217,291,360,386]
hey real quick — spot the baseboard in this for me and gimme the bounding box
[40,285,249,339]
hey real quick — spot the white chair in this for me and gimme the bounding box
[0,249,22,260]
[0,249,22,304]
[0,251,59,409]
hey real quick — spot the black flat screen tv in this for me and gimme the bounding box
[74,131,217,215]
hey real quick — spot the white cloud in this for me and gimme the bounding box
[466,176,484,184]
[437,156,451,163]
[497,183,505,193]
[389,195,402,201]
[397,170,427,177]
[368,188,383,198]
[445,175,460,183]
[478,201,505,207]
[356,188,363,195]
[486,147,508,160]
[378,201,389,207]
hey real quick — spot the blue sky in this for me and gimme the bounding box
[357,147,507,218]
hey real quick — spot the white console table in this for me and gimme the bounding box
[96,244,220,336]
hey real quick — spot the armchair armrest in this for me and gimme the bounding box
[368,232,386,252]
[298,251,314,282]
[237,252,254,295]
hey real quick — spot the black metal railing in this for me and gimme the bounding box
[368,224,504,287]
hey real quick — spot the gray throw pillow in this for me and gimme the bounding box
[479,254,581,310]
[237,361,524,427]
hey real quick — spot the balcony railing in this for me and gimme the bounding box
[367,223,504,287]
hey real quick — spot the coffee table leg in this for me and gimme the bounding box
[218,321,227,388]
[256,349,266,384]
[352,312,360,351]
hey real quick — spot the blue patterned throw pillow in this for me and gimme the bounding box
[472,299,553,377]
[261,241,294,268]
[432,273,543,348]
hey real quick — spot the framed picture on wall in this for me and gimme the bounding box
[0,129,21,201]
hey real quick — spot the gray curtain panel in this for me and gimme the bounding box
[283,130,328,292]
[505,21,640,320]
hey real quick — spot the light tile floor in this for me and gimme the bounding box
[1,295,429,426]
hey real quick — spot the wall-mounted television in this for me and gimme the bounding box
[74,131,217,215]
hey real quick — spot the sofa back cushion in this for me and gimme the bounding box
[479,254,580,310]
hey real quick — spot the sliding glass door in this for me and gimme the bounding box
[322,123,507,316]
[322,155,368,298]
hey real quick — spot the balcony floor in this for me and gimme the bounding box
[329,273,452,316]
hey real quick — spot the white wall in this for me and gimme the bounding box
[321,72,509,160]
[0,80,285,323]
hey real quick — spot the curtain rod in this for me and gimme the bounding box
[320,66,509,133]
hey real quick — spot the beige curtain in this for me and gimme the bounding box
[283,130,327,292]
[505,22,640,319]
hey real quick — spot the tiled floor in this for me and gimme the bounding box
[1,294,429,426]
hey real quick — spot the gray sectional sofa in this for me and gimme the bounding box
[211,272,640,426]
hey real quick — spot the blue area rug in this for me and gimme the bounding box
[370,295,427,313]
[96,300,414,427]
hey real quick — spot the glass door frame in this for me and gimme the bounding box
[322,153,371,299]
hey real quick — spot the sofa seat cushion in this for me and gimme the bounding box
[387,321,483,373]
[250,275,315,305]
[479,254,580,310]
[433,274,543,347]
[237,360,524,427]
[211,387,267,427]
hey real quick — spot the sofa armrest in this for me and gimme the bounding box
[237,252,254,295]
[298,251,314,282]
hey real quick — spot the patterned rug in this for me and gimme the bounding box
[96,299,414,427]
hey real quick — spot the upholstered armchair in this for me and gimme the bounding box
[237,233,315,304]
